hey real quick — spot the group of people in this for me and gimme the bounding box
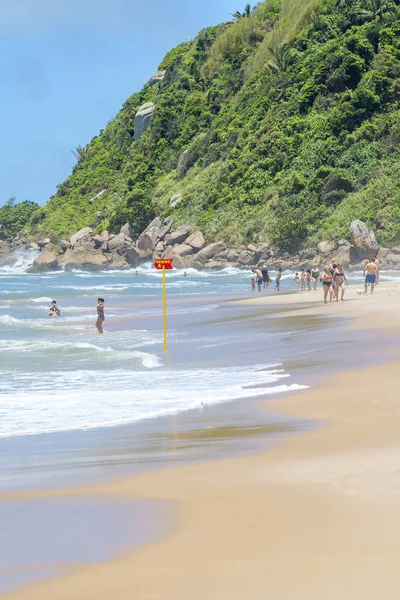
[251,255,380,304]
[48,297,106,334]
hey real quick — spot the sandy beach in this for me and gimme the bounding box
[3,282,400,599]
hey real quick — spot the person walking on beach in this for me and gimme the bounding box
[321,267,334,304]
[48,300,60,317]
[333,263,348,301]
[261,267,270,290]
[274,269,282,291]
[306,269,312,291]
[371,255,379,285]
[300,269,306,292]
[295,272,300,289]
[363,259,378,294]
[311,264,320,290]
[96,297,105,334]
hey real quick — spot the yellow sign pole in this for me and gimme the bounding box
[162,266,167,353]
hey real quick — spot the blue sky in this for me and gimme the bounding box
[0,0,242,207]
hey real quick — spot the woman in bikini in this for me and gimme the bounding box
[321,266,334,304]
[333,263,348,301]
[96,297,105,334]
[306,269,312,291]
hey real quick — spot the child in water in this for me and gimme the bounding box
[251,278,256,292]
[48,300,60,317]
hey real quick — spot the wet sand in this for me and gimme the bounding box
[3,283,400,599]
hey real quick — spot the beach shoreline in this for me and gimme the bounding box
[2,282,400,598]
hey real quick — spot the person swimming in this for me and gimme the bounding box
[48,300,60,317]
[95,297,105,334]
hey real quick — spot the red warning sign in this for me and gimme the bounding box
[154,258,174,270]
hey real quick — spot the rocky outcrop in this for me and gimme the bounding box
[164,225,191,246]
[29,250,59,273]
[147,70,165,86]
[185,231,205,251]
[134,102,155,141]
[70,227,93,248]
[349,220,379,261]
[169,193,182,208]
[120,223,135,238]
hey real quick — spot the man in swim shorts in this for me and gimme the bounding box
[363,259,378,294]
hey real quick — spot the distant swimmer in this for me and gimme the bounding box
[95,297,105,334]
[48,300,60,317]
[135,270,139,276]
[363,259,378,294]
[274,268,282,291]
[183,271,187,277]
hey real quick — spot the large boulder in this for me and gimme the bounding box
[58,248,109,271]
[157,220,174,241]
[349,220,379,260]
[120,223,135,238]
[124,247,151,266]
[226,249,240,263]
[29,250,59,273]
[70,227,93,248]
[147,70,165,87]
[136,218,163,252]
[192,243,226,266]
[134,102,155,141]
[164,226,192,246]
[108,233,129,253]
[106,252,130,270]
[332,243,351,268]
[168,252,188,269]
[59,239,70,252]
[185,231,205,252]
[317,241,338,255]
[386,250,400,266]
[254,243,273,262]
[172,243,194,257]
[237,250,256,266]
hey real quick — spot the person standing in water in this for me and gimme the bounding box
[274,269,282,291]
[261,267,270,290]
[311,264,320,290]
[95,298,105,334]
[363,259,378,294]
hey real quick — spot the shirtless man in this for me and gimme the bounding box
[363,259,378,294]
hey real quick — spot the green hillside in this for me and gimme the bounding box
[29,0,400,251]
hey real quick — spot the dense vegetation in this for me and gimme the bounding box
[29,0,400,251]
[0,200,39,241]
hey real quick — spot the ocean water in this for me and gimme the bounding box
[1,253,399,443]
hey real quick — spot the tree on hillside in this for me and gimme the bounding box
[266,44,292,73]
[71,145,90,163]
[233,3,252,20]
[0,200,39,240]
[354,0,397,22]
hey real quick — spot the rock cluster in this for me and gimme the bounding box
[2,218,397,273]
